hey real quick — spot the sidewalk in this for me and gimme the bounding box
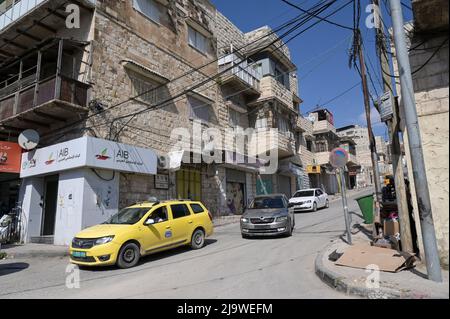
[315,222,449,299]
[0,243,69,260]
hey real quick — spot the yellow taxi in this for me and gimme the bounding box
[69,200,214,268]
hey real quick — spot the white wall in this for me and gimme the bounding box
[19,178,44,242]
[53,168,119,246]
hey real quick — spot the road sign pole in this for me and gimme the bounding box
[339,168,352,245]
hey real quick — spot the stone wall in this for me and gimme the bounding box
[393,30,449,267]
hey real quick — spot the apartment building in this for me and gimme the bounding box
[337,124,374,188]
[307,109,340,194]
[0,0,311,245]
[391,0,449,267]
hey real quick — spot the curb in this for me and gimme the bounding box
[1,248,69,260]
[314,242,445,299]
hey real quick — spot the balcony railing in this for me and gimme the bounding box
[300,145,314,166]
[218,53,261,95]
[0,74,89,121]
[257,76,295,110]
[249,129,296,157]
[296,116,313,134]
[0,0,47,31]
[313,120,336,134]
[315,151,330,166]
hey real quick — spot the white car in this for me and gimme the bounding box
[289,188,329,212]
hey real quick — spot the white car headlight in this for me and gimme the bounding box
[94,236,115,246]
[241,217,249,223]
[306,200,312,203]
[277,216,288,222]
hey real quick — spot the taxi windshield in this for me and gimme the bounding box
[104,208,150,225]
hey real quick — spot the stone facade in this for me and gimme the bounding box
[391,6,449,267]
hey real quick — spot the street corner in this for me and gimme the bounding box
[315,238,450,299]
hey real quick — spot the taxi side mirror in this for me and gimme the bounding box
[145,218,155,226]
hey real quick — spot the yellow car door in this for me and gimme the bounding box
[168,203,194,244]
[140,205,173,254]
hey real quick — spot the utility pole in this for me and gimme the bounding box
[372,0,413,253]
[355,32,383,236]
[388,0,442,282]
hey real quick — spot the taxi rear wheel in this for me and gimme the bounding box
[117,242,140,269]
[191,229,205,250]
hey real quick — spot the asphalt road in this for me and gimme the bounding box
[0,189,372,299]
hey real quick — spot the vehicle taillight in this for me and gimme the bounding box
[208,211,213,221]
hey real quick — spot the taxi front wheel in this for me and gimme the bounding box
[117,242,140,269]
[191,229,205,250]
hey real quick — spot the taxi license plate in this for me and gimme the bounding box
[72,251,86,258]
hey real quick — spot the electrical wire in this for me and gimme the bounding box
[80,0,354,132]
[40,0,337,138]
[280,0,355,31]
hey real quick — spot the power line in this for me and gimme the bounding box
[42,0,335,138]
[280,0,355,31]
[92,0,356,139]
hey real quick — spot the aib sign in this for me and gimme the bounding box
[329,148,349,169]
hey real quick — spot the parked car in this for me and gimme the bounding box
[240,194,295,238]
[70,200,214,269]
[289,188,329,212]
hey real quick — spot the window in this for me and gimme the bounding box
[316,189,323,196]
[306,140,313,152]
[188,26,208,54]
[148,206,168,223]
[105,208,150,225]
[278,117,289,133]
[189,96,212,123]
[255,117,268,129]
[229,108,243,128]
[171,204,191,219]
[190,204,204,214]
[133,0,160,23]
[130,74,159,105]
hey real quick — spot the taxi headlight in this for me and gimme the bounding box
[94,236,115,246]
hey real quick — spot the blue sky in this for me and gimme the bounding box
[212,0,413,138]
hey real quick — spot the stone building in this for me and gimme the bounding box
[391,0,449,267]
[0,0,311,244]
[337,125,374,188]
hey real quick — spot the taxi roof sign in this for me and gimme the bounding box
[329,148,349,168]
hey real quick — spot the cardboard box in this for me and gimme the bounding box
[384,220,400,236]
[335,243,415,273]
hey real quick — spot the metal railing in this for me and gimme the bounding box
[218,53,261,92]
[0,205,23,244]
[0,0,47,31]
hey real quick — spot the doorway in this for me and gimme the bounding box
[41,175,59,236]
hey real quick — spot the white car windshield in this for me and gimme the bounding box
[294,190,315,197]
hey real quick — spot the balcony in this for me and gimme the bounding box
[299,145,314,166]
[314,151,330,166]
[313,120,336,134]
[0,0,95,66]
[253,76,296,110]
[218,53,261,97]
[249,129,296,158]
[0,38,91,138]
[295,116,313,134]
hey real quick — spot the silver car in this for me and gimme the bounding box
[240,194,295,238]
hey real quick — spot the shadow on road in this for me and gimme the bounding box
[0,262,29,277]
[79,239,219,272]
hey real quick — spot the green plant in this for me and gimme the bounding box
[0,251,7,260]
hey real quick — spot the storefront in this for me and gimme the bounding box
[19,136,157,245]
[225,168,247,215]
[0,141,22,217]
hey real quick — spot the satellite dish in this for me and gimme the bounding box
[307,114,316,123]
[18,129,40,150]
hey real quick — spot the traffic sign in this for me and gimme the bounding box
[329,148,349,168]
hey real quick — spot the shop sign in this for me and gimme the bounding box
[21,137,157,178]
[379,91,394,122]
[155,174,169,190]
[306,165,321,174]
[0,141,22,173]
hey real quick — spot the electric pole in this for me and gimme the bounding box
[355,32,383,235]
[372,0,413,253]
[388,0,442,282]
